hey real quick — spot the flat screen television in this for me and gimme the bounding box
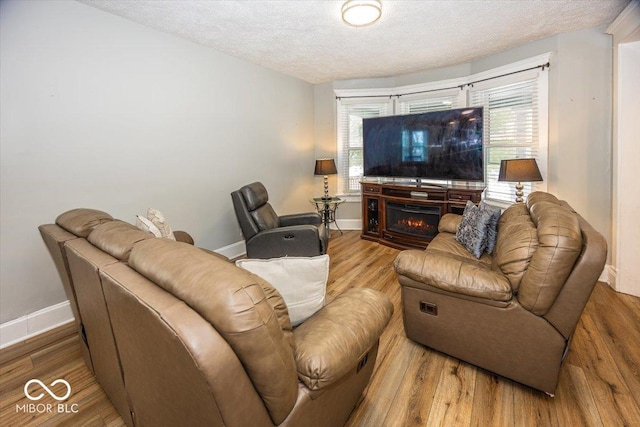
[363,107,484,182]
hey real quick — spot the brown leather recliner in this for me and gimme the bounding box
[40,208,393,426]
[394,192,607,394]
[231,182,329,258]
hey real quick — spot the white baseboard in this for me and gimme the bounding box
[605,265,617,290]
[596,264,618,289]
[335,219,361,231]
[0,301,74,349]
[215,240,246,260]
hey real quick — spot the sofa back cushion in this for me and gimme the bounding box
[56,208,113,237]
[127,238,298,425]
[492,203,538,291]
[518,200,582,315]
[88,220,153,262]
[251,204,280,231]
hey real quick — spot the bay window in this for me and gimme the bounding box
[335,54,549,204]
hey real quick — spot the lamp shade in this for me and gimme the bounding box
[498,158,543,182]
[314,159,338,176]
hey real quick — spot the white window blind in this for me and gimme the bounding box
[470,77,541,203]
[397,92,461,115]
[336,99,392,194]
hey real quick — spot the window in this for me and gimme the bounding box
[336,99,392,194]
[334,54,549,204]
[470,75,546,203]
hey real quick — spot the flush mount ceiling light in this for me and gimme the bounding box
[341,0,382,27]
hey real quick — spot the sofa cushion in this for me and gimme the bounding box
[127,238,298,425]
[438,213,462,234]
[250,204,280,231]
[480,202,501,255]
[427,233,492,266]
[455,201,492,258]
[526,191,560,210]
[492,203,538,292]
[394,249,512,302]
[518,201,583,315]
[240,182,270,211]
[236,255,329,326]
[56,208,113,238]
[293,288,393,390]
[88,220,154,262]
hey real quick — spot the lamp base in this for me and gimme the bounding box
[515,182,524,203]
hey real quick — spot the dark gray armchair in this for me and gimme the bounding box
[231,182,329,259]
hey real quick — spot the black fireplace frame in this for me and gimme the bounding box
[385,202,441,239]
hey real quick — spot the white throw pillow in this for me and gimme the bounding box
[147,208,176,240]
[136,215,162,237]
[236,255,329,326]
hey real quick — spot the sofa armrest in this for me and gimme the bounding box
[438,213,462,234]
[173,230,194,245]
[293,288,393,391]
[279,212,322,227]
[247,225,323,258]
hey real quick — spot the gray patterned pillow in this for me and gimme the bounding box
[480,201,501,254]
[455,201,492,258]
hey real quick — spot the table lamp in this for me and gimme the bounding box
[314,158,337,200]
[498,158,543,203]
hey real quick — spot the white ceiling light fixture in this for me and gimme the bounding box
[341,0,382,27]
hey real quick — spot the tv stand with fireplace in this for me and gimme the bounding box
[361,181,485,250]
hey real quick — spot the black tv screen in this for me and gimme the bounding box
[363,107,484,181]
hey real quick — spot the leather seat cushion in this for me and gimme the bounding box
[427,233,492,266]
[394,248,512,302]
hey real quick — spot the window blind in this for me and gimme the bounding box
[470,78,540,203]
[397,92,461,115]
[336,100,392,194]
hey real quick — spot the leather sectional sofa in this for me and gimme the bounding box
[394,191,607,394]
[40,209,393,426]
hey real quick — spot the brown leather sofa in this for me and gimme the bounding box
[40,209,393,426]
[394,192,607,394]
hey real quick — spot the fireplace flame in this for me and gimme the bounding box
[398,218,433,229]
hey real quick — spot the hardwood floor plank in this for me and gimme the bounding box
[554,363,604,427]
[1,231,639,426]
[425,357,476,427]
[382,345,447,427]
[470,370,515,427]
[570,302,640,426]
[513,386,559,426]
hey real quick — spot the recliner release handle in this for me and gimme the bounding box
[420,301,438,316]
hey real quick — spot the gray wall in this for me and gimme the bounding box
[316,27,613,254]
[0,0,315,323]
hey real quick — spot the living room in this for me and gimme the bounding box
[1,0,639,426]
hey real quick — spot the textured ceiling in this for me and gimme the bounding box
[78,0,629,84]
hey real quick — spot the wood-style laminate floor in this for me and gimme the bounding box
[1,231,639,426]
